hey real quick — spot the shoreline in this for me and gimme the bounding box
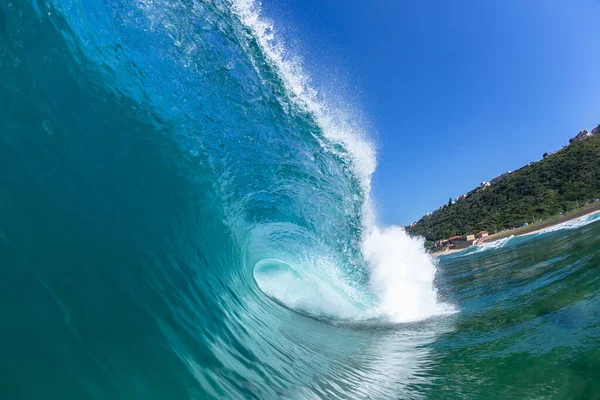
[431,247,466,257]
[518,209,600,237]
[485,203,600,243]
[431,204,600,257]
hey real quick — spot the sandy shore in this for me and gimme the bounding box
[519,209,600,237]
[431,206,600,257]
[431,248,466,257]
[485,204,600,243]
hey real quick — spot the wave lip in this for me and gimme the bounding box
[232,0,453,324]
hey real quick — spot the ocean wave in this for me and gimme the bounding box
[466,235,515,255]
[228,0,452,322]
[532,212,600,235]
[0,0,453,397]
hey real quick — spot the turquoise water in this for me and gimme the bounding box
[2,1,600,398]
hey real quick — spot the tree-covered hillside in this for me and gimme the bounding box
[407,134,600,240]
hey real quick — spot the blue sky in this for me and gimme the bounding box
[260,0,600,226]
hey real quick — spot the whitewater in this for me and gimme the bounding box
[2,0,600,398]
[229,0,451,322]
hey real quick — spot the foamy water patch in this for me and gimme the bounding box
[363,227,456,323]
[466,235,515,255]
[534,212,600,235]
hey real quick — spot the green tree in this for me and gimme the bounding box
[543,152,548,158]
[407,134,600,240]
[448,197,452,207]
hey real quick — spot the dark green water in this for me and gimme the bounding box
[431,217,600,399]
[1,0,600,398]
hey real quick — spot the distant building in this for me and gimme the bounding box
[474,231,489,245]
[433,234,478,252]
[480,181,490,189]
[448,235,475,249]
[456,194,466,201]
[570,129,591,143]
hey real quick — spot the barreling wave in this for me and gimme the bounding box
[6,1,600,398]
[228,0,453,322]
[1,0,451,397]
[35,0,451,322]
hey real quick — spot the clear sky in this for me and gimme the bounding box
[260,0,600,226]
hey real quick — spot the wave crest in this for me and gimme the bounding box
[232,0,453,323]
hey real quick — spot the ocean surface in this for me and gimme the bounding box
[1,1,600,398]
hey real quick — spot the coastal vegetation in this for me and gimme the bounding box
[407,132,600,240]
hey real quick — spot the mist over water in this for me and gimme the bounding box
[2,0,600,398]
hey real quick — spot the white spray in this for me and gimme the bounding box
[231,0,454,322]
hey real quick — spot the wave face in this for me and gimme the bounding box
[0,0,449,398]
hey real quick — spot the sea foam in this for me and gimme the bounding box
[232,0,453,322]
